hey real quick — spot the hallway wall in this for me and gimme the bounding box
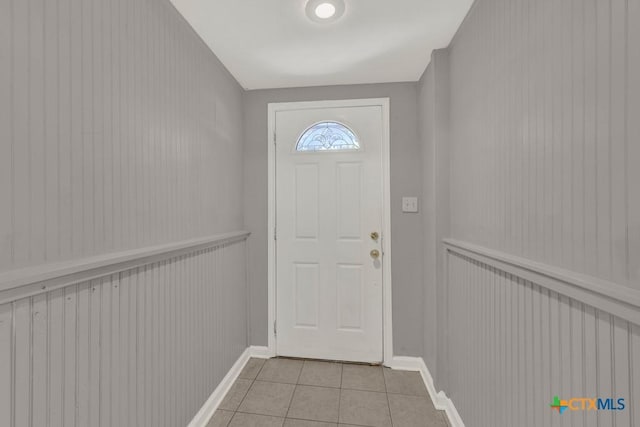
[417,49,450,382]
[0,0,248,425]
[419,0,640,425]
[243,83,425,357]
[0,0,244,272]
[448,0,639,293]
[0,237,248,427]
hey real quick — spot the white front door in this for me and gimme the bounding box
[275,102,384,363]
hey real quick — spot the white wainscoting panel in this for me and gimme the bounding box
[445,246,639,427]
[0,235,248,427]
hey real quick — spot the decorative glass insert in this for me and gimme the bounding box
[296,121,360,151]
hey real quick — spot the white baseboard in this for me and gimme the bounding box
[248,345,272,359]
[188,346,274,427]
[188,348,250,427]
[389,356,465,427]
[189,349,463,427]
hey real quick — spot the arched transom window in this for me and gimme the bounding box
[296,121,360,152]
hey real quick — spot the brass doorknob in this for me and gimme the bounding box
[370,232,379,241]
[370,249,380,259]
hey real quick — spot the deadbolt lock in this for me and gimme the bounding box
[370,231,379,241]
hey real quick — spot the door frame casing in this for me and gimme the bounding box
[266,98,393,365]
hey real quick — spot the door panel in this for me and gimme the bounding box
[294,164,319,239]
[293,263,319,328]
[336,162,362,239]
[336,264,364,331]
[275,104,384,363]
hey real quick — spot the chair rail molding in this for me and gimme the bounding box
[0,230,251,427]
[0,231,251,305]
[443,239,640,325]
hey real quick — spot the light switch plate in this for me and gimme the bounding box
[402,197,418,213]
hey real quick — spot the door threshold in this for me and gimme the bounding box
[273,355,382,366]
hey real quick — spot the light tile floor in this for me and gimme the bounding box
[207,357,450,427]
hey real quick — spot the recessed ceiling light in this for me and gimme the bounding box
[305,0,345,23]
[315,3,336,19]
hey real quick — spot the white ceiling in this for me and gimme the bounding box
[170,0,474,90]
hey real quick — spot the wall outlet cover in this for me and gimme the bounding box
[402,197,418,213]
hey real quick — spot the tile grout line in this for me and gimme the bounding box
[337,362,343,425]
[280,358,304,423]
[224,358,445,427]
[248,378,300,386]
[381,367,395,427]
[227,358,266,426]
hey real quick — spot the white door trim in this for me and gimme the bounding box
[267,98,393,365]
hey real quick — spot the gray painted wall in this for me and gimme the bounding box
[417,49,450,382]
[243,83,425,357]
[0,0,245,272]
[419,0,640,424]
[0,0,248,425]
[447,0,639,290]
